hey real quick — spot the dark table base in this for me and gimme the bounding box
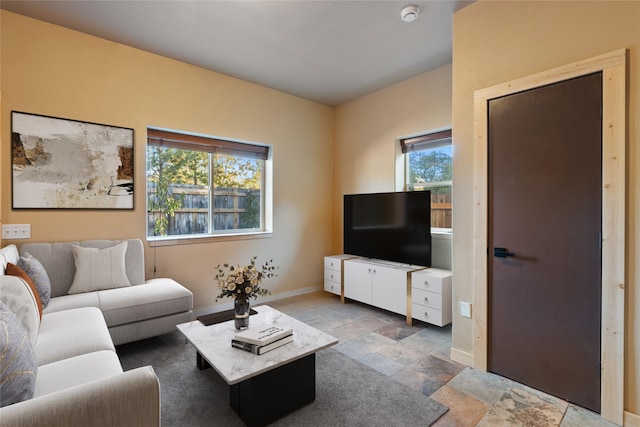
[197,352,316,427]
[231,354,315,426]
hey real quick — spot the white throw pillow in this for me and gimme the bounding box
[0,244,19,275]
[68,242,131,294]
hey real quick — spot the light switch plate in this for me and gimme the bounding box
[460,301,472,318]
[2,224,31,239]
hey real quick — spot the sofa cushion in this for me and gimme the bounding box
[68,242,131,294]
[0,301,37,407]
[17,252,51,309]
[98,278,194,327]
[42,292,100,315]
[5,263,42,320]
[0,275,41,344]
[35,307,115,366]
[34,350,122,397]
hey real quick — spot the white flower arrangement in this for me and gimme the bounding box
[215,256,277,301]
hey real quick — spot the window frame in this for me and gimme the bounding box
[146,127,273,246]
[398,128,453,233]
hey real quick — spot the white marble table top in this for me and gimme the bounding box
[176,305,339,385]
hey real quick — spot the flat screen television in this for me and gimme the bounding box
[344,191,431,267]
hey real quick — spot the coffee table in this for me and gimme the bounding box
[177,305,338,426]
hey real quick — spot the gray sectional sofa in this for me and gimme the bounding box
[0,239,194,426]
[0,302,162,427]
[21,239,193,345]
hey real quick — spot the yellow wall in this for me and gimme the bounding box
[0,11,334,312]
[452,0,640,415]
[332,64,452,253]
[1,11,453,314]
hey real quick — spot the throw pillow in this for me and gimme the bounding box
[68,242,131,294]
[17,252,51,309]
[5,263,42,320]
[0,244,20,275]
[0,301,38,407]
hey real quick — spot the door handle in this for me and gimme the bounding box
[494,247,515,258]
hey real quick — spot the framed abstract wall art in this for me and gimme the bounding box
[11,111,134,209]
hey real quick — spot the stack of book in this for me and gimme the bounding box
[231,324,293,355]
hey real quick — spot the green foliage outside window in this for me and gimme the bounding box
[408,146,452,229]
[147,146,263,236]
[146,147,190,236]
[239,191,260,229]
[213,155,261,189]
[408,148,452,195]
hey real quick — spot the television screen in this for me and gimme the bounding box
[344,191,431,266]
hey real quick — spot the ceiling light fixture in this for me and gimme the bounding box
[400,5,420,23]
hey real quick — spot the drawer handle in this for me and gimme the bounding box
[331,274,335,280]
[330,262,334,267]
[424,281,430,287]
[424,297,429,303]
[424,312,429,318]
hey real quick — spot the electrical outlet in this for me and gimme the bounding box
[2,224,31,239]
[460,301,472,318]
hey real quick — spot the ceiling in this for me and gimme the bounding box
[1,0,473,107]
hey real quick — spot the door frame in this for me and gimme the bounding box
[472,49,626,424]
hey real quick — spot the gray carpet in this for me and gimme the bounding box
[117,331,448,426]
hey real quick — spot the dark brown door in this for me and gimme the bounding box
[488,72,602,412]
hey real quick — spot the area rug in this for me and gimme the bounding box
[117,331,448,426]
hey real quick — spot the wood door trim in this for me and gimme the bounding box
[472,49,626,424]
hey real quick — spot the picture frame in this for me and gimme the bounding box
[11,111,134,210]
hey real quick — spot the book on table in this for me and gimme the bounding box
[233,324,293,346]
[231,334,294,355]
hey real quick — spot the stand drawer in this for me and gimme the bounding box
[412,288,443,309]
[411,271,445,293]
[411,304,446,327]
[324,280,340,295]
[324,257,342,272]
[324,268,341,283]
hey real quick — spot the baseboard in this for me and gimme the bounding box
[450,346,474,367]
[625,410,640,427]
[263,286,324,303]
[193,286,323,317]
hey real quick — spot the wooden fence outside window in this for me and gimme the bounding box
[147,184,260,235]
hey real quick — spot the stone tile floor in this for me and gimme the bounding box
[268,291,617,427]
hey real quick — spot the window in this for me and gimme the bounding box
[401,129,452,230]
[146,129,271,239]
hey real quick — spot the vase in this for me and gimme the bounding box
[234,297,250,330]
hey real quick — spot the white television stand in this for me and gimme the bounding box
[324,255,452,327]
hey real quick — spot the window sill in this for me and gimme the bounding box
[431,228,453,238]
[147,231,272,247]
